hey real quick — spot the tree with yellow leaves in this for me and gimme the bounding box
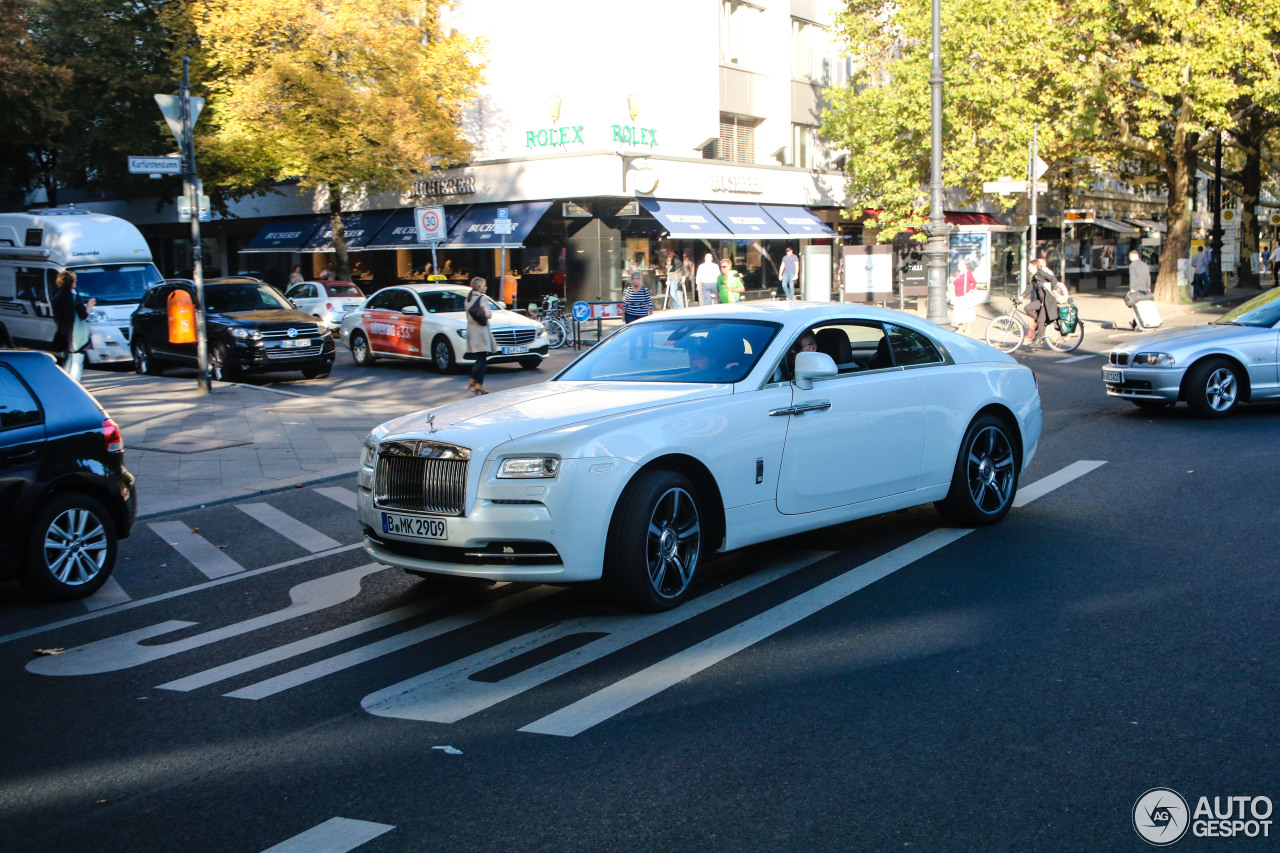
[193,0,484,279]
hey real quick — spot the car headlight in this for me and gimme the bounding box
[498,456,561,478]
[230,327,262,340]
[88,308,109,324]
[536,323,546,336]
[360,423,393,470]
[455,328,468,339]
[1132,352,1175,367]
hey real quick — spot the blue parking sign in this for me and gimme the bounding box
[572,301,591,322]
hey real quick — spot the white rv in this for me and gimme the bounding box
[0,208,162,364]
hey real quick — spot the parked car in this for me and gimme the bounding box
[0,349,136,600]
[355,302,1042,611]
[284,280,367,329]
[1102,286,1280,417]
[339,283,550,372]
[130,277,337,381]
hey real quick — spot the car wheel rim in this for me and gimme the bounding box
[645,486,700,599]
[434,342,450,370]
[133,345,146,373]
[43,508,108,586]
[353,337,367,362]
[966,425,1016,514]
[1206,368,1237,411]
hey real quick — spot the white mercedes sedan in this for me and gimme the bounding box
[357,302,1042,611]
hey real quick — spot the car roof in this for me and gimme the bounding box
[638,300,939,330]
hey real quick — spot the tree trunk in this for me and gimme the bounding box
[1235,116,1264,288]
[327,190,352,281]
[1155,120,1197,303]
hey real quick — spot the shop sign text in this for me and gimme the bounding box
[612,124,657,147]
[526,125,585,149]
[711,175,764,194]
[414,176,476,197]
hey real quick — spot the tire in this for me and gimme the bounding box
[1045,318,1084,352]
[1130,399,1173,411]
[935,414,1019,527]
[519,356,543,369]
[985,316,1024,353]
[209,342,240,382]
[1185,357,1241,418]
[603,470,703,612]
[350,331,376,366]
[131,338,162,375]
[432,335,458,373]
[301,365,331,379]
[546,319,567,350]
[22,493,117,601]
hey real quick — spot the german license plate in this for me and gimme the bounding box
[1102,369,1122,383]
[381,512,447,540]
[500,344,529,355]
[281,338,311,348]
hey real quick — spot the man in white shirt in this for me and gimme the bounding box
[1192,247,1210,299]
[780,246,800,299]
[696,253,721,306]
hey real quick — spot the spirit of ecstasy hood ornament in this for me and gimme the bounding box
[426,413,436,434]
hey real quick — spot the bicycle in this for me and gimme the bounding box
[531,294,568,349]
[985,296,1084,354]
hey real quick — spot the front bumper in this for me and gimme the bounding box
[87,324,134,364]
[1102,364,1183,401]
[356,455,632,583]
[229,336,337,374]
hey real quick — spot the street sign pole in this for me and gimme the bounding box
[1029,125,1038,276]
[179,60,210,393]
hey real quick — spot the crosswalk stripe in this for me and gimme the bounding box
[261,817,393,853]
[520,459,1107,737]
[315,487,357,509]
[238,502,342,552]
[1058,353,1097,364]
[147,521,244,579]
[83,576,131,611]
[224,586,558,700]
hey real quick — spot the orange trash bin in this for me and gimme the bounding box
[168,289,196,343]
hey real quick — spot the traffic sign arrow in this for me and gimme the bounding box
[154,94,205,151]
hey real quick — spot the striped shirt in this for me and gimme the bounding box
[623,285,653,316]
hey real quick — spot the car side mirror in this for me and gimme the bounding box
[793,351,837,390]
[401,305,421,315]
[288,299,297,307]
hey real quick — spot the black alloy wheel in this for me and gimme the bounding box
[935,414,1019,526]
[210,342,239,382]
[131,339,162,375]
[604,470,703,612]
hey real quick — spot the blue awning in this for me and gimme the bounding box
[439,201,552,248]
[704,203,792,239]
[758,205,836,237]
[365,206,469,249]
[301,210,392,252]
[638,199,735,239]
[240,216,327,253]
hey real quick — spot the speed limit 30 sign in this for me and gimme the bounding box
[415,206,447,243]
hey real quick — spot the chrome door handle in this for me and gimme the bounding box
[769,401,831,416]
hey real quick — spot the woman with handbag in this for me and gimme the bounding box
[464,276,496,395]
[51,270,95,383]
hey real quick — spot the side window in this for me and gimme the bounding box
[0,364,42,430]
[886,323,943,367]
[366,289,401,310]
[303,284,317,299]
[15,268,43,303]
[420,292,442,313]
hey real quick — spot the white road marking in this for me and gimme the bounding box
[1012,460,1107,507]
[360,551,833,723]
[1058,354,1097,364]
[315,487,358,509]
[238,502,342,552]
[83,576,130,611]
[0,543,364,647]
[147,521,244,579]
[261,817,393,853]
[521,460,1105,737]
[225,586,560,700]
[26,565,386,677]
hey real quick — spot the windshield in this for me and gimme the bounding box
[1214,287,1280,327]
[327,284,363,296]
[556,318,781,384]
[206,283,292,313]
[72,264,163,305]
[420,288,500,313]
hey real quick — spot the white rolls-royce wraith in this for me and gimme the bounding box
[357,302,1042,611]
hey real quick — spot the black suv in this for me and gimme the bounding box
[130,277,337,381]
[0,350,136,600]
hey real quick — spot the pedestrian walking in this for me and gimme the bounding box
[663,249,685,309]
[780,246,800,300]
[696,253,720,306]
[1192,247,1210,299]
[1126,249,1161,330]
[717,259,745,303]
[51,270,94,383]
[1270,245,1280,288]
[464,276,495,395]
[623,271,653,323]
[949,259,977,335]
[288,265,304,286]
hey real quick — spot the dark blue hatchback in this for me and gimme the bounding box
[0,350,136,600]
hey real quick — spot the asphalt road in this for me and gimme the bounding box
[3,339,1278,852]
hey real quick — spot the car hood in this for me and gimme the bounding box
[1111,323,1268,352]
[380,381,732,445]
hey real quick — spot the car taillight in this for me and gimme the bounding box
[104,418,123,453]
[326,302,334,312]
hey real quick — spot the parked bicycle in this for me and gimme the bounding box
[531,294,568,349]
[985,297,1084,354]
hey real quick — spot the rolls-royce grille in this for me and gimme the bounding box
[493,327,537,346]
[375,455,468,515]
[1110,352,1129,366]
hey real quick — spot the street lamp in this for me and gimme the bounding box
[923,0,950,325]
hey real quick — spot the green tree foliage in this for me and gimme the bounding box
[0,0,70,204]
[192,0,484,279]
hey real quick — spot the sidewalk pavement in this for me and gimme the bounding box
[86,283,1265,520]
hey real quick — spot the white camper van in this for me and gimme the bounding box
[0,208,162,365]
